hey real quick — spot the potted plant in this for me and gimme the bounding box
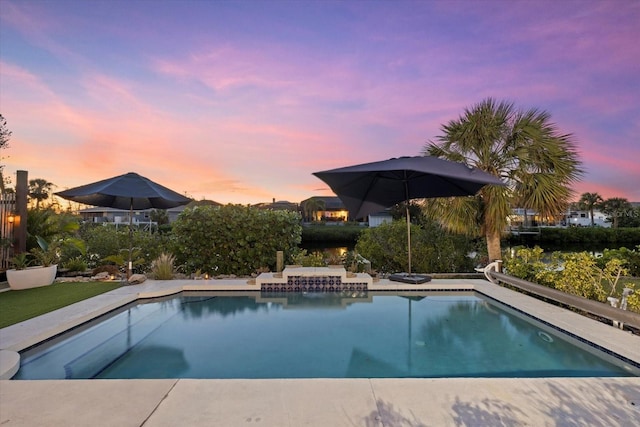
[6,237,59,290]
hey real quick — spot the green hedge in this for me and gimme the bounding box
[302,224,365,243]
[355,220,477,274]
[172,205,302,276]
[506,227,640,246]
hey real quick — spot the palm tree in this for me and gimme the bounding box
[303,197,325,222]
[601,197,631,228]
[28,178,55,209]
[149,209,169,225]
[423,98,583,262]
[578,192,604,226]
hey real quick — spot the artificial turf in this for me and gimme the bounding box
[0,281,122,329]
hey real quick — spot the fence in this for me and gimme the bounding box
[0,192,16,270]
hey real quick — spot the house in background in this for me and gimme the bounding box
[506,207,613,228]
[300,196,349,222]
[78,206,152,227]
[565,209,611,227]
[299,196,392,226]
[77,199,221,225]
[508,208,543,228]
[254,198,298,211]
[367,210,393,227]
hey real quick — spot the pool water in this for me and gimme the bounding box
[15,292,637,379]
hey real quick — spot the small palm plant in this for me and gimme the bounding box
[103,248,144,274]
[151,253,175,280]
[11,253,31,270]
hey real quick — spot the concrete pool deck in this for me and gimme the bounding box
[1,278,639,426]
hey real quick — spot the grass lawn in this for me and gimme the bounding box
[0,281,122,329]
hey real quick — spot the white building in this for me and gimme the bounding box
[367,211,393,227]
[566,210,611,227]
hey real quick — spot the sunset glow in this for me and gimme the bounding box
[1,0,638,204]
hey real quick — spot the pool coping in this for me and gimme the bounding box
[1,278,640,426]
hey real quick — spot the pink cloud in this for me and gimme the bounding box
[3,1,638,206]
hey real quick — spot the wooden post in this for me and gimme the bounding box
[276,251,283,273]
[14,170,28,254]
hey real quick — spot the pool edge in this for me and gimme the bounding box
[2,278,639,380]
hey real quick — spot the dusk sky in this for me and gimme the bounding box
[1,0,639,206]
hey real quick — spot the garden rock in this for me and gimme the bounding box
[128,274,147,285]
[91,272,110,281]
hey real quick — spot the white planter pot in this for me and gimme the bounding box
[6,265,58,290]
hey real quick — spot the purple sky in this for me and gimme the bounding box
[1,0,639,205]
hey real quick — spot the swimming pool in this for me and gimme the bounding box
[15,291,639,379]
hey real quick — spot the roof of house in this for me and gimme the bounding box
[300,196,346,210]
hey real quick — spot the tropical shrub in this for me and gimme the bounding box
[290,249,370,272]
[26,208,57,252]
[536,252,610,301]
[504,247,637,312]
[80,224,170,271]
[172,205,302,276]
[626,291,640,312]
[27,209,85,264]
[79,224,123,263]
[62,256,88,273]
[11,253,31,270]
[596,246,640,277]
[103,247,146,273]
[502,246,549,284]
[355,220,476,274]
[344,250,370,273]
[30,243,59,267]
[291,249,325,267]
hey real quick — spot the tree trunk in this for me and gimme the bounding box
[486,230,502,262]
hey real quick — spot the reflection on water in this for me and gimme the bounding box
[16,293,636,379]
[300,244,353,258]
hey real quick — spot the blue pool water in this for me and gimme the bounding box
[15,292,637,379]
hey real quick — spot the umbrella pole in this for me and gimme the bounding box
[408,298,412,371]
[404,175,412,276]
[128,198,133,279]
[406,203,412,276]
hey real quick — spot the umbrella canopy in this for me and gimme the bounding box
[313,156,504,220]
[56,172,191,278]
[313,156,504,282]
[55,172,191,210]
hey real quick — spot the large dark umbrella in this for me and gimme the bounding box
[56,172,191,278]
[313,156,504,283]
